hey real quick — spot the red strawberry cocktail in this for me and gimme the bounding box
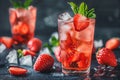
[58,2,96,74]
[9,6,37,44]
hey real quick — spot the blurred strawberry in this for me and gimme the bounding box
[105,38,120,50]
[8,66,27,76]
[27,38,42,52]
[33,54,54,72]
[23,49,36,57]
[12,35,24,43]
[12,22,29,35]
[0,36,14,48]
[9,10,17,25]
[73,14,89,31]
[19,23,29,35]
[96,48,117,67]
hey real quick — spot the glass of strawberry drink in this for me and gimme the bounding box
[58,2,96,74]
[9,0,37,44]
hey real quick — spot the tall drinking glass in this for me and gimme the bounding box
[58,12,95,74]
[9,6,37,44]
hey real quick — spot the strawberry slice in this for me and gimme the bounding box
[96,48,117,67]
[8,67,27,76]
[0,36,13,48]
[73,14,89,31]
[23,49,36,56]
[33,54,54,72]
[19,23,29,35]
[9,10,17,25]
[105,38,120,50]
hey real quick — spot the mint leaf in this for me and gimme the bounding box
[78,2,88,16]
[50,36,59,46]
[10,0,20,8]
[68,2,78,14]
[87,8,96,18]
[24,0,33,9]
[88,13,96,18]
[17,49,23,58]
[43,43,53,54]
[10,0,33,9]
[68,2,96,19]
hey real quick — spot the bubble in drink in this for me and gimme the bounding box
[58,12,71,21]
[19,55,32,66]
[6,49,18,64]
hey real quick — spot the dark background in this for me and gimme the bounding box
[0,0,120,42]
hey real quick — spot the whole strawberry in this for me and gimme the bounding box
[105,38,120,50]
[33,54,54,72]
[96,48,117,67]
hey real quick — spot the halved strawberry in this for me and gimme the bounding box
[8,66,27,76]
[19,23,29,35]
[73,14,89,31]
[96,48,117,67]
[23,49,36,56]
[105,38,120,50]
[0,36,13,48]
[33,54,54,72]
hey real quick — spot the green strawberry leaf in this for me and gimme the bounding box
[68,2,78,14]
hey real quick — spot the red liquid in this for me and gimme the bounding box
[9,6,37,44]
[58,17,95,72]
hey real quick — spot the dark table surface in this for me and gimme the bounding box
[0,27,120,80]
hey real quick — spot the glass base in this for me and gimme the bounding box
[62,67,90,76]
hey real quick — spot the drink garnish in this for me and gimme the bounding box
[10,0,33,9]
[68,2,96,19]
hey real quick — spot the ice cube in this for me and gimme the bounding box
[6,49,18,64]
[52,73,64,77]
[19,55,32,66]
[58,12,71,21]
[94,40,103,48]
[40,48,51,55]
[0,43,6,53]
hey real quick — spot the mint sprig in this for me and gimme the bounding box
[10,0,33,9]
[43,36,59,55]
[68,2,96,19]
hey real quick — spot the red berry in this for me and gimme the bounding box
[27,38,42,52]
[96,48,117,67]
[19,23,29,35]
[105,38,120,50]
[9,10,17,25]
[8,67,27,76]
[0,36,14,48]
[23,49,36,56]
[33,54,54,72]
[73,14,89,31]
